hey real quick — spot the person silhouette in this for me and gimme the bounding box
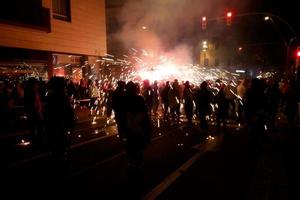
[124,81,151,189]
[45,77,75,161]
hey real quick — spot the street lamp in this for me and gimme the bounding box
[263,16,297,68]
[264,16,287,46]
[204,12,297,69]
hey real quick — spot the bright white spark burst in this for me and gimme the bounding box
[1,48,276,96]
[97,49,245,87]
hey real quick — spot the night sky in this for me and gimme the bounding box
[250,0,298,32]
[241,0,299,67]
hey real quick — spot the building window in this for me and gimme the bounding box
[52,0,71,21]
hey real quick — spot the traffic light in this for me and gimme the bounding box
[226,12,232,26]
[296,47,300,69]
[297,49,300,57]
[202,16,207,30]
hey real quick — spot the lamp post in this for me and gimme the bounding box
[286,37,297,70]
[205,12,297,70]
[264,16,287,46]
[264,15,297,69]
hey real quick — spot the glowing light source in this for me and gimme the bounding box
[92,116,97,125]
[226,12,232,26]
[206,135,215,140]
[18,139,31,147]
[202,16,207,29]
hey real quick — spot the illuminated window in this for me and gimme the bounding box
[52,0,71,21]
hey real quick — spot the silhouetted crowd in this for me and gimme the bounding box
[0,75,300,163]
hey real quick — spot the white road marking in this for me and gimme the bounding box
[142,135,223,200]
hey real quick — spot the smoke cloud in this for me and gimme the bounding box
[116,0,249,64]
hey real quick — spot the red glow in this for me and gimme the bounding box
[227,12,232,17]
[202,16,206,21]
[297,51,300,57]
[53,67,65,77]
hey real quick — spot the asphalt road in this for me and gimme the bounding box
[1,114,300,200]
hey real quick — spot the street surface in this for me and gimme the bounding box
[1,108,300,200]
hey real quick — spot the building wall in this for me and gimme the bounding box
[199,44,217,67]
[0,0,107,56]
[105,0,126,57]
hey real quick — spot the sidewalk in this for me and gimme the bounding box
[1,107,114,167]
[0,107,108,139]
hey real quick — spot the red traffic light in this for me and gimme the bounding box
[202,16,207,29]
[297,50,300,57]
[226,12,232,26]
